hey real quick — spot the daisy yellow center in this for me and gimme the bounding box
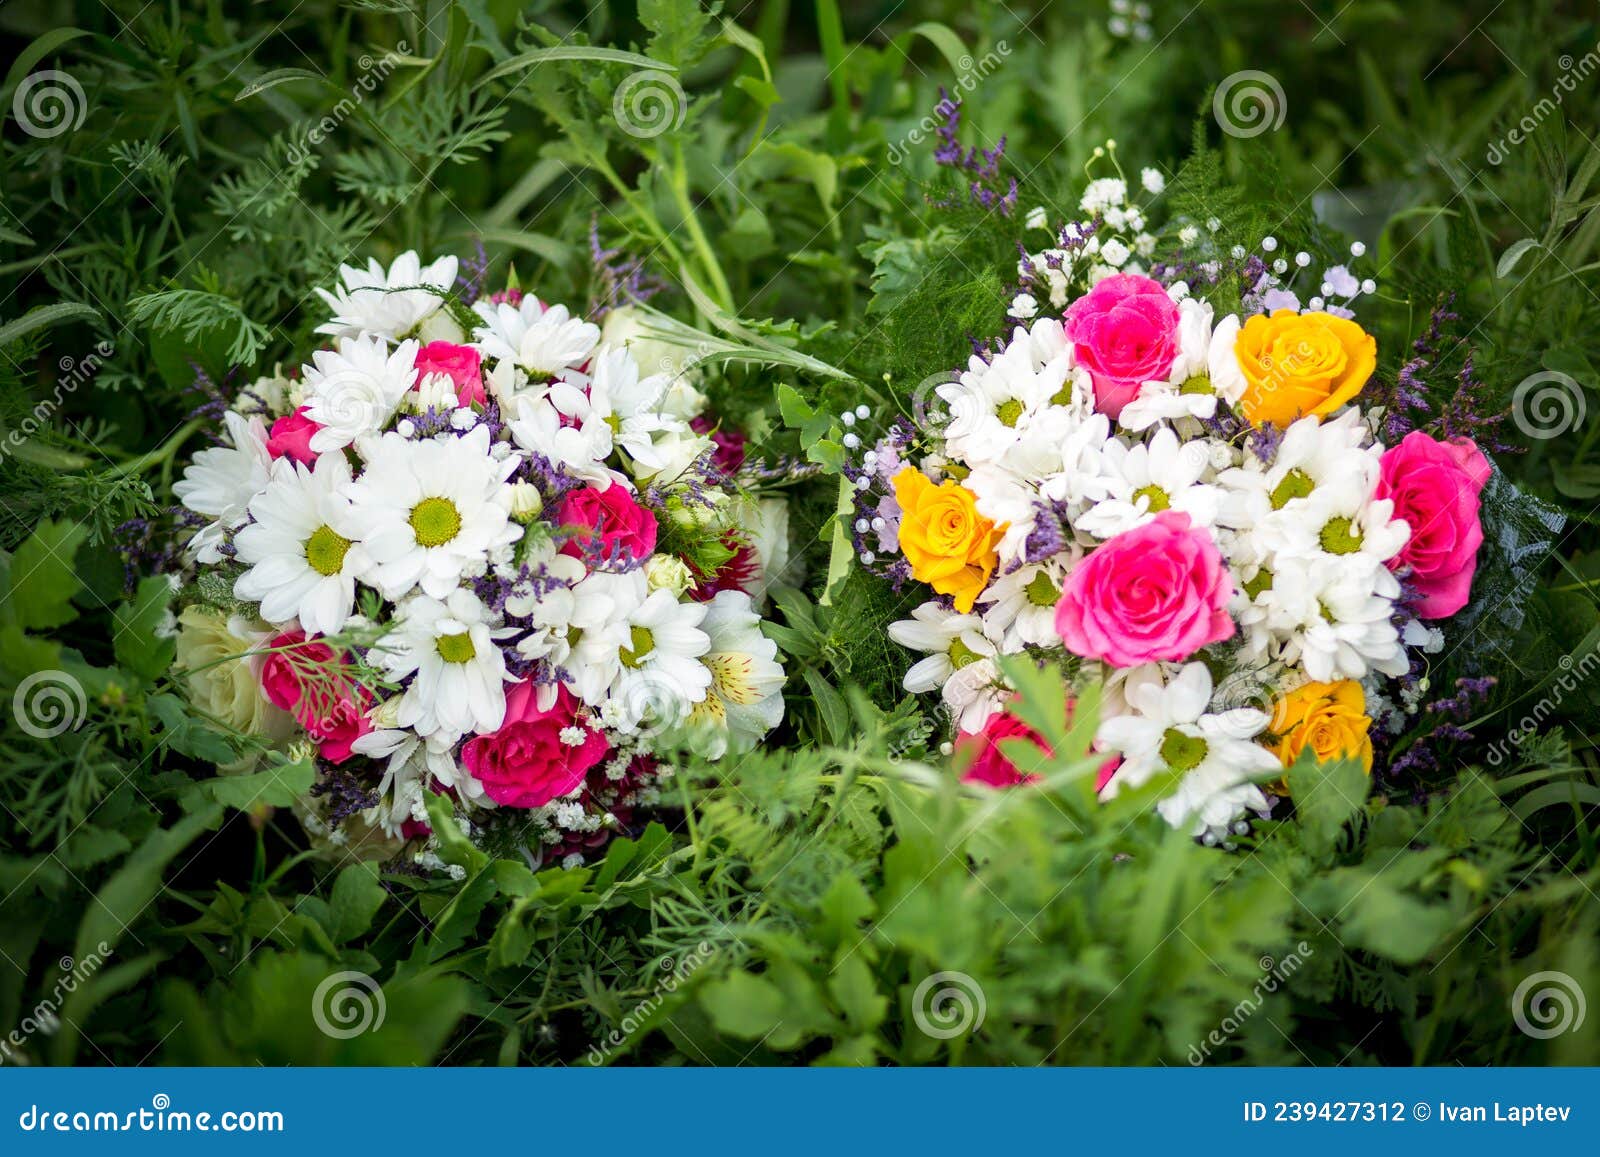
[605,413,622,433]
[1269,468,1315,510]
[996,398,1025,428]
[1160,728,1209,772]
[947,637,982,670]
[1134,483,1170,512]
[1319,515,1364,555]
[304,524,351,576]
[1024,571,1060,607]
[436,632,476,664]
[1179,373,1213,396]
[619,625,655,668]
[1242,567,1274,601]
[1050,384,1074,407]
[410,496,463,548]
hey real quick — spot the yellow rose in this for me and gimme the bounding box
[1267,680,1373,790]
[1233,310,1377,427]
[175,606,296,749]
[891,468,1004,613]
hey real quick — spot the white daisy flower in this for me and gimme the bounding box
[173,411,273,564]
[351,725,482,827]
[472,297,600,377]
[346,426,522,601]
[231,453,367,635]
[688,590,787,757]
[1269,554,1409,681]
[562,570,650,706]
[585,345,677,469]
[314,251,459,342]
[1075,428,1222,539]
[978,554,1076,650]
[604,589,713,733]
[1117,297,1222,431]
[301,335,420,453]
[1097,663,1278,836]
[506,387,617,488]
[374,588,512,741]
[940,318,1076,465]
[1218,409,1376,529]
[888,600,1002,731]
[1257,473,1409,570]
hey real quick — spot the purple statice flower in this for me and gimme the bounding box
[310,766,380,830]
[588,216,663,318]
[927,89,1016,216]
[456,238,490,304]
[184,362,233,434]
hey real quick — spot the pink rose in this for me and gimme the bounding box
[1055,511,1234,667]
[956,710,1044,788]
[461,683,610,808]
[266,407,322,466]
[1376,431,1491,619]
[259,631,371,764]
[556,485,658,564]
[690,415,748,474]
[1063,273,1180,420]
[957,698,1121,789]
[414,341,485,406]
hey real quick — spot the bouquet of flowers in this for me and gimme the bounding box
[169,252,789,871]
[851,169,1504,841]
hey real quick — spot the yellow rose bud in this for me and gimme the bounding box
[1233,310,1376,427]
[891,468,1005,613]
[1267,679,1374,792]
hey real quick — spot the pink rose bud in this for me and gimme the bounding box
[265,407,322,466]
[414,341,485,406]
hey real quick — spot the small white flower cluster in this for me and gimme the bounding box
[1107,0,1154,40]
[1011,145,1166,321]
[173,253,787,867]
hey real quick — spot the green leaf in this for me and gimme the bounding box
[481,47,677,85]
[700,971,787,1038]
[328,863,387,943]
[113,574,177,682]
[0,303,101,348]
[6,519,88,631]
[201,756,316,811]
[1287,755,1371,860]
[235,68,336,100]
[53,803,223,1060]
[149,693,237,765]
[828,954,888,1031]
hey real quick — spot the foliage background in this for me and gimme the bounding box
[2,0,1600,1066]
